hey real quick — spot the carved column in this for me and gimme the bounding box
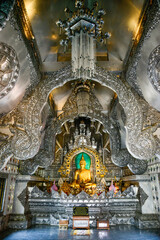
[123,174,160,229]
[8,175,31,229]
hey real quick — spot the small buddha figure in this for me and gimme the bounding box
[70,154,96,190]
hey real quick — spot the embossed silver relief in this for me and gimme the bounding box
[0,0,15,31]
[20,105,147,175]
[94,67,157,160]
[0,141,12,169]
[0,42,19,99]
[28,185,140,228]
[9,66,73,160]
[0,1,158,178]
[9,9,42,95]
[0,64,158,165]
[108,114,148,175]
[148,45,160,92]
[0,110,25,169]
[20,115,57,175]
[125,1,160,96]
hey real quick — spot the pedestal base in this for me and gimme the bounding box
[8,214,32,229]
[134,213,160,229]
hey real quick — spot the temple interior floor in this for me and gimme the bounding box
[0,225,160,240]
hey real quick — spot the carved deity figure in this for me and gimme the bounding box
[70,154,96,190]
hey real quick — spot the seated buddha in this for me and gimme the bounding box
[70,154,96,190]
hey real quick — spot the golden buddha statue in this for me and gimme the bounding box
[70,154,96,191]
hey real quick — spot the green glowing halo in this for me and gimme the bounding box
[75,152,91,169]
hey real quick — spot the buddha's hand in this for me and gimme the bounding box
[70,180,77,188]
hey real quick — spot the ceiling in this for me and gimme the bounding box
[24,0,145,72]
[3,0,160,117]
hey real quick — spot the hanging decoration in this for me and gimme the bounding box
[56,0,111,79]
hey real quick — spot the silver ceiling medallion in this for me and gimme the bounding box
[0,42,19,99]
[148,45,160,92]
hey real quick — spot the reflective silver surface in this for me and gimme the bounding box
[24,0,145,68]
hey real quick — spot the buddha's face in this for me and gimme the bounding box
[80,162,86,170]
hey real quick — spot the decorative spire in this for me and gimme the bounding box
[80,154,86,165]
